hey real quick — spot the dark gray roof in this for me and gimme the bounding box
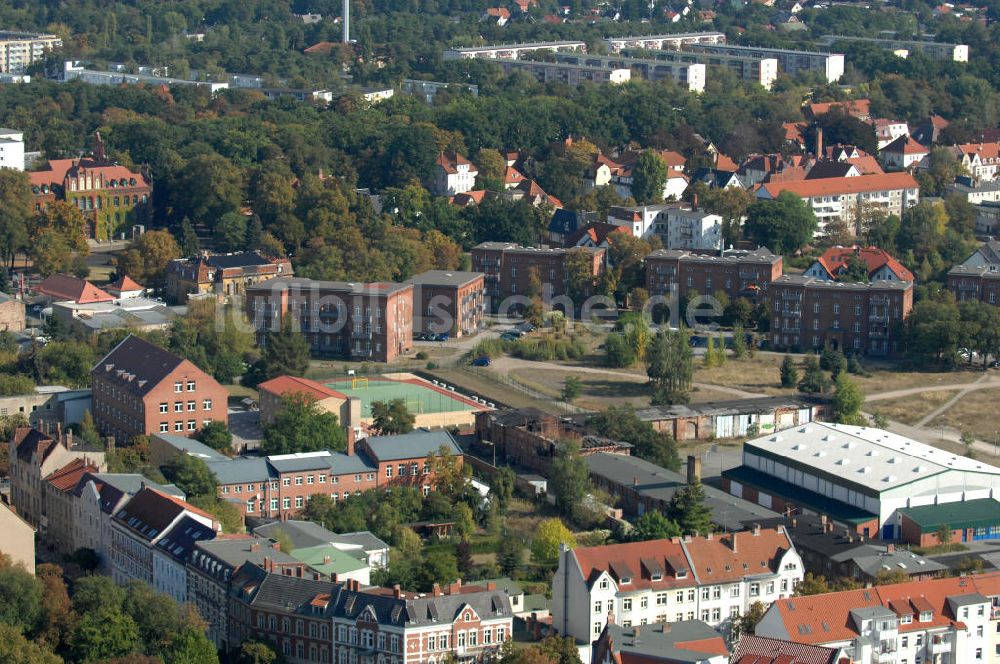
[363,429,461,462]
[234,562,341,616]
[153,433,228,461]
[206,252,273,269]
[112,487,191,542]
[255,522,388,555]
[268,452,343,474]
[192,536,298,570]
[948,593,989,608]
[773,274,912,291]
[805,160,856,179]
[600,622,725,663]
[94,335,186,396]
[635,395,824,421]
[74,472,183,513]
[586,452,778,531]
[406,270,484,288]
[327,531,390,553]
[155,515,217,563]
[206,457,275,485]
[646,247,779,265]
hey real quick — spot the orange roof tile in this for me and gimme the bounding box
[760,172,918,199]
[675,637,729,656]
[45,458,99,493]
[451,190,489,206]
[883,135,928,156]
[503,166,527,186]
[807,99,871,120]
[716,153,739,171]
[815,246,913,281]
[681,529,793,584]
[436,151,475,175]
[37,274,114,304]
[571,539,696,591]
[846,155,884,174]
[258,375,347,402]
[108,275,145,292]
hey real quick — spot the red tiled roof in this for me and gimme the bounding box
[436,151,475,175]
[806,99,871,119]
[258,375,347,402]
[45,458,98,493]
[716,153,739,171]
[450,190,489,206]
[846,155,884,175]
[954,142,1000,161]
[486,7,512,18]
[733,635,839,664]
[674,637,729,656]
[504,166,526,186]
[815,245,914,281]
[760,172,918,199]
[108,275,144,292]
[565,222,629,247]
[571,539,696,591]
[29,158,148,191]
[770,573,1000,646]
[38,274,114,304]
[681,529,793,584]
[304,41,338,54]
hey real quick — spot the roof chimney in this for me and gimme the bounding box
[752,523,761,536]
[393,584,402,599]
[686,455,701,485]
[791,517,797,529]
[65,429,73,449]
[731,532,737,553]
[887,543,895,553]
[487,581,497,591]
[323,556,332,565]
[815,126,824,158]
[346,426,356,456]
[692,193,698,211]
[633,476,639,487]
[250,541,260,552]
[433,583,442,596]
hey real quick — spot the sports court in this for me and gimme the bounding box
[325,373,478,419]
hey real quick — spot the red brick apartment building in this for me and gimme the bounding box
[245,277,413,363]
[645,248,783,303]
[470,242,605,311]
[165,429,465,518]
[92,335,228,443]
[405,270,486,338]
[768,275,913,355]
[947,264,1000,306]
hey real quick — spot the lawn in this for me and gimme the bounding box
[865,391,955,426]
[930,388,1000,444]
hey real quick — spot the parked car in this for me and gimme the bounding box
[471,356,491,367]
[433,332,450,342]
[500,331,521,341]
[516,322,536,333]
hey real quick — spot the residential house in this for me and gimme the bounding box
[0,502,35,574]
[607,204,671,239]
[42,457,100,556]
[104,275,145,299]
[593,622,729,664]
[28,135,151,239]
[766,275,913,355]
[802,246,914,282]
[500,179,563,209]
[165,251,293,304]
[958,240,1000,268]
[0,386,92,429]
[51,296,184,340]
[483,7,511,25]
[805,99,872,122]
[434,151,478,196]
[644,248,783,304]
[897,499,1000,547]
[872,119,909,150]
[228,573,514,664]
[548,209,600,245]
[8,424,105,530]
[949,263,1000,307]
[880,135,928,170]
[767,516,947,583]
[109,486,220,600]
[689,168,744,190]
[253,520,389,569]
[0,128,24,171]
[0,291,24,331]
[730,634,842,664]
[652,206,724,252]
[470,242,606,313]
[756,172,920,236]
[73,471,184,573]
[552,527,804,643]
[680,44,843,83]
[946,177,1000,205]
[494,59,634,87]
[911,115,949,146]
[406,270,486,339]
[0,31,62,74]
[91,335,228,442]
[36,273,114,305]
[565,223,630,249]
[754,573,1000,664]
[930,142,1000,182]
[245,277,413,363]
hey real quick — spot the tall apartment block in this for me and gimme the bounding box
[405,270,486,338]
[471,243,606,311]
[645,248,783,303]
[604,32,727,53]
[768,275,913,355]
[0,31,61,73]
[683,43,845,83]
[245,277,413,363]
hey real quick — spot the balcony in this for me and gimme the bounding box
[869,311,889,322]
[782,307,801,316]
[869,327,889,339]
[781,291,802,300]
[929,636,952,656]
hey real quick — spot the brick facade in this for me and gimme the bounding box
[948,265,1000,306]
[645,248,783,305]
[245,277,413,363]
[406,271,486,338]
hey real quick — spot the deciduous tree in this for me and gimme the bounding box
[371,399,415,435]
[531,518,576,566]
[262,392,346,455]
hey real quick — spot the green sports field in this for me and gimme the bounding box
[325,377,475,416]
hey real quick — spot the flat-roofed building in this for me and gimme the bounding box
[442,40,586,60]
[818,35,968,62]
[619,47,778,89]
[722,422,1000,540]
[245,277,413,363]
[0,31,61,74]
[548,52,705,91]
[604,32,727,53]
[947,264,1000,306]
[768,275,912,355]
[494,59,634,87]
[683,43,844,83]
[645,247,782,303]
[405,270,486,338]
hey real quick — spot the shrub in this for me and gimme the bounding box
[415,351,429,360]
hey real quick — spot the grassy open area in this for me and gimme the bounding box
[225,384,259,400]
[930,388,1000,443]
[866,391,955,426]
[427,367,560,413]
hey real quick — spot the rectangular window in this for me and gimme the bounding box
[187,420,196,430]
[175,402,183,412]
[174,382,183,393]
[283,478,291,487]
[187,381,196,391]
[623,598,632,612]
[246,500,255,513]
[295,496,303,508]
[386,466,393,478]
[319,474,326,483]
[270,498,278,511]
[187,401,196,411]
[282,497,291,509]
[159,403,168,413]
[174,422,184,432]
[295,476,303,486]
[203,399,212,410]
[159,422,168,433]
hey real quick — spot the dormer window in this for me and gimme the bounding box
[900,614,912,624]
[620,576,631,585]
[919,611,932,622]
[651,573,662,581]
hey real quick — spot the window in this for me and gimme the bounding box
[386,466,393,478]
[159,403,168,413]
[781,579,788,593]
[750,583,760,597]
[174,382,183,393]
[270,498,278,511]
[295,496,303,508]
[594,601,602,613]
[976,648,983,660]
[246,499,255,513]
[185,401,195,411]
[307,475,314,485]
[319,474,326,483]
[282,497,291,509]
[203,399,212,410]
[469,631,478,646]
[701,610,709,621]
[174,422,184,432]
[484,628,492,645]
[623,598,632,612]
[675,591,684,603]
[439,635,446,649]
[712,608,721,622]
[978,625,984,637]
[766,582,775,594]
[901,636,908,648]
[599,580,609,590]
[283,478,291,487]
[187,420,196,430]
[712,586,721,600]
[187,381,195,391]
[378,633,386,650]
[731,585,741,598]
[497,628,505,643]
[428,636,436,650]
[159,422,168,433]
[457,633,465,648]
[295,476,303,486]
[656,593,667,606]
[174,402,183,412]
[701,588,710,600]
[593,623,602,636]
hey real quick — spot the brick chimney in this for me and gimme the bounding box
[393,584,403,598]
[323,555,332,565]
[486,582,496,591]
[731,532,737,554]
[250,541,261,552]
[887,543,895,553]
[686,455,701,485]
[345,427,356,456]
[815,126,824,157]
[448,579,463,594]
[432,583,442,597]
[752,523,761,536]
[692,193,698,211]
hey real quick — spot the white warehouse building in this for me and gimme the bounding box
[722,423,1000,540]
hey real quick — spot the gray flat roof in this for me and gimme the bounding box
[646,247,780,264]
[605,32,726,42]
[586,452,779,530]
[152,433,228,461]
[406,270,484,288]
[363,429,461,461]
[773,274,912,291]
[248,277,412,297]
[635,395,824,421]
[448,40,586,52]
